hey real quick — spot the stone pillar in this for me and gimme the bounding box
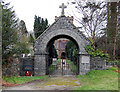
[79,54,90,75]
[34,54,46,76]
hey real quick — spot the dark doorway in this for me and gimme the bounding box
[61,52,66,59]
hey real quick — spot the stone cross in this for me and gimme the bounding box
[59,3,67,16]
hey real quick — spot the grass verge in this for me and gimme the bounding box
[2,76,48,84]
[75,68,118,90]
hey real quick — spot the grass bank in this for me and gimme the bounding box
[2,76,48,84]
[75,68,118,90]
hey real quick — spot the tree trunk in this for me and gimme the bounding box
[113,17,118,59]
[107,2,117,60]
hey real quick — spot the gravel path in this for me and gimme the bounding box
[3,76,81,90]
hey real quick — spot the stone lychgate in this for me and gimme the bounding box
[34,3,90,76]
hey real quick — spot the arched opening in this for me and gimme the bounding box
[46,35,79,76]
[61,52,66,59]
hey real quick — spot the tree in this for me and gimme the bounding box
[34,15,49,39]
[69,1,107,50]
[65,41,77,65]
[117,2,120,59]
[49,44,58,58]
[95,2,119,60]
[19,20,27,35]
[0,2,2,65]
[2,2,19,58]
[2,2,29,65]
[29,34,34,43]
[107,2,118,60]
[18,20,29,42]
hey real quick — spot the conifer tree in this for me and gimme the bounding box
[34,15,49,39]
[2,2,29,65]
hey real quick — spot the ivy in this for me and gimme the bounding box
[85,44,109,60]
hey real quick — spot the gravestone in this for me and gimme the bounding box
[52,58,57,65]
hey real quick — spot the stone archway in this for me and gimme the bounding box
[34,16,90,76]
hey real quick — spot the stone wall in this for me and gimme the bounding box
[90,57,106,70]
[79,63,90,75]
[34,55,46,76]
[2,57,34,76]
[2,58,21,76]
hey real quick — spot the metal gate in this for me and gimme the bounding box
[47,59,77,76]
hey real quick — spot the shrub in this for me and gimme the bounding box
[85,44,109,60]
[107,67,118,71]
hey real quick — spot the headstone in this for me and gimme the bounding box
[52,58,57,65]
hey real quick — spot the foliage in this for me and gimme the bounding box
[34,15,49,39]
[85,44,109,60]
[48,65,55,71]
[107,2,118,60]
[107,67,118,71]
[65,41,77,65]
[11,42,29,55]
[75,70,118,90]
[29,34,34,43]
[66,60,77,73]
[2,2,30,66]
[107,60,119,66]
[107,2,117,39]
[95,2,119,60]
[49,44,58,58]
[19,20,27,34]
[15,19,30,55]
[2,2,19,58]
[48,59,61,71]
[2,76,48,84]
[56,59,61,64]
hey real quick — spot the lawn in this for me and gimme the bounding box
[2,66,119,90]
[75,67,118,90]
[2,76,48,84]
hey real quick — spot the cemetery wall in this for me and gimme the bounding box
[90,57,106,70]
[2,57,21,76]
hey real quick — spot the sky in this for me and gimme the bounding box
[5,0,74,32]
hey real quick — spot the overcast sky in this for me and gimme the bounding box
[5,0,75,32]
